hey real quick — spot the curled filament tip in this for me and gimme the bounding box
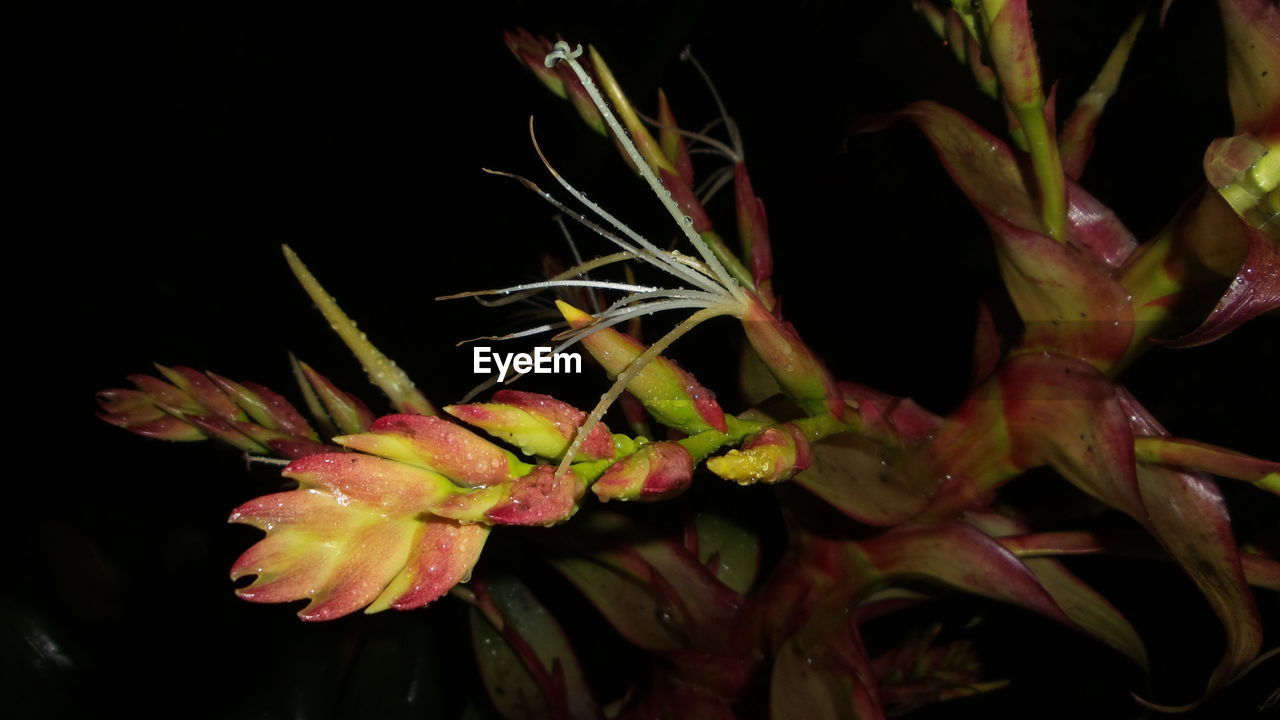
[544,41,583,68]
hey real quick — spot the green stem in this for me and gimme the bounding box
[1014,103,1068,242]
[791,413,854,443]
[679,415,765,463]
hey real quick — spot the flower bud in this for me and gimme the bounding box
[593,442,694,502]
[445,390,615,462]
[155,364,245,422]
[707,424,812,485]
[739,297,844,419]
[657,89,694,185]
[97,387,205,441]
[293,359,376,434]
[336,414,523,488]
[735,163,773,288]
[433,466,585,527]
[558,300,728,434]
[207,372,317,439]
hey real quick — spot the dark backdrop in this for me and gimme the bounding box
[9,1,1277,718]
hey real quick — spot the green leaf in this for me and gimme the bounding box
[1134,436,1280,490]
[795,382,946,523]
[471,607,551,720]
[998,353,1142,513]
[770,607,883,720]
[692,512,761,594]
[557,512,741,649]
[857,522,1072,627]
[984,211,1135,370]
[875,102,1137,369]
[471,576,600,720]
[1117,389,1263,698]
[548,556,684,652]
[965,511,1149,671]
[1157,222,1280,347]
[1059,11,1146,179]
[794,432,934,526]
[1218,0,1280,135]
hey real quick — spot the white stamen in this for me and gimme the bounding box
[545,42,747,304]
[636,107,740,162]
[484,166,727,297]
[696,165,736,205]
[439,279,660,301]
[554,215,601,314]
[549,299,725,347]
[681,46,744,160]
[527,122,733,298]
[455,323,562,346]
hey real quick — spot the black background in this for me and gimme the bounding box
[9,1,1278,718]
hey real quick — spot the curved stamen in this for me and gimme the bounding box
[600,288,729,315]
[548,298,728,346]
[681,46,744,160]
[462,252,640,307]
[460,294,726,400]
[483,165,727,297]
[554,215,601,314]
[696,165,736,205]
[636,107,740,162]
[455,322,563,346]
[527,121,734,299]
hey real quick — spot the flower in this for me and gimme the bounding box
[229,414,591,619]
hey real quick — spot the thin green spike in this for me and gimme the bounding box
[283,245,436,416]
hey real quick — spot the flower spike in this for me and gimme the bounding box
[99,366,330,458]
